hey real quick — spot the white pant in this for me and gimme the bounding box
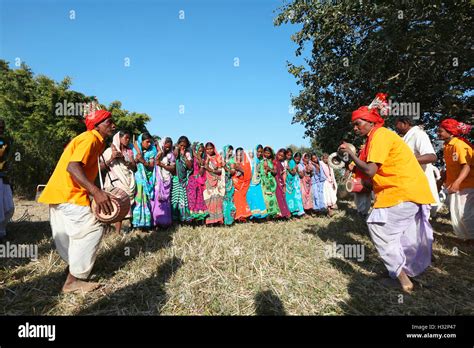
[367,202,433,278]
[449,188,474,240]
[50,203,103,279]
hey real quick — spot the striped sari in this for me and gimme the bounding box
[171,149,192,222]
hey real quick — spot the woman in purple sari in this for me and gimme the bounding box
[274,148,291,218]
[152,137,176,228]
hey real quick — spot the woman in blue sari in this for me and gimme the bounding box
[246,145,268,219]
[310,153,327,212]
[286,151,305,217]
[132,132,157,229]
[222,144,236,225]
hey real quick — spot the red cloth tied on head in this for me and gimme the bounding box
[440,118,473,148]
[351,106,385,126]
[440,118,472,136]
[85,110,111,131]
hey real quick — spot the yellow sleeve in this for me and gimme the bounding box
[455,141,472,166]
[366,130,390,165]
[69,136,93,165]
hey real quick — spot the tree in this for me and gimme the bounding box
[274,0,473,153]
[0,60,151,197]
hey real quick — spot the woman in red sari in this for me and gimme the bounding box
[232,147,252,221]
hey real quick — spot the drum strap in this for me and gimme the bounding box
[98,155,119,190]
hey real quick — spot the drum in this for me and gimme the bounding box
[328,143,356,170]
[91,186,131,223]
[345,177,369,193]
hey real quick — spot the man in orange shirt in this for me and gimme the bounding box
[38,110,115,293]
[339,100,434,294]
[437,118,474,242]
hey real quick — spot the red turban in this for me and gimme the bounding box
[351,106,385,126]
[85,110,111,131]
[440,118,472,136]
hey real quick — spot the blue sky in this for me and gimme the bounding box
[0,0,310,151]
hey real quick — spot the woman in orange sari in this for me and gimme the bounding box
[232,147,252,221]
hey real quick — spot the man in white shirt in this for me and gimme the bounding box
[395,117,440,216]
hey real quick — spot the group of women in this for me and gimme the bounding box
[100,131,338,233]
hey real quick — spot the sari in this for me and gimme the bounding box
[286,158,305,216]
[222,145,236,225]
[171,147,193,222]
[311,159,327,211]
[132,134,157,228]
[187,143,208,220]
[260,148,281,218]
[298,154,314,210]
[232,149,252,221]
[321,160,338,209]
[152,138,175,227]
[101,132,136,218]
[203,142,225,224]
[246,145,268,219]
[274,157,291,218]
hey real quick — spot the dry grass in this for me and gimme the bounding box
[0,198,473,315]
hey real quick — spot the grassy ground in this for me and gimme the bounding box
[0,198,473,315]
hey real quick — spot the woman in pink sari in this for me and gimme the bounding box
[203,142,225,225]
[187,142,208,221]
[274,148,291,218]
[298,153,314,212]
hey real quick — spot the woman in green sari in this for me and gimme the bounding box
[260,146,281,218]
[171,135,193,222]
[222,144,236,225]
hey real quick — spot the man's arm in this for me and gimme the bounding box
[447,163,470,193]
[66,161,113,215]
[416,153,437,165]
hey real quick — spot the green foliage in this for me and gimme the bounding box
[0,60,151,198]
[275,0,473,153]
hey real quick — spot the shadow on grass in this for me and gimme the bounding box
[78,256,183,315]
[1,220,53,270]
[92,225,178,280]
[0,225,178,315]
[0,270,65,315]
[254,289,287,316]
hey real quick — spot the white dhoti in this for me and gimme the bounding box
[449,188,474,240]
[367,202,433,278]
[0,178,14,237]
[49,203,103,279]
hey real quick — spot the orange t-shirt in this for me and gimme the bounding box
[366,127,435,208]
[38,130,105,206]
[443,137,474,190]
